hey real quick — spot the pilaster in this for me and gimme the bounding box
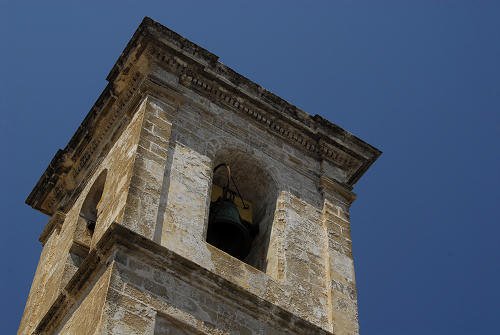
[121,97,176,240]
[320,175,360,335]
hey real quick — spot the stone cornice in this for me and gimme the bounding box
[34,223,333,335]
[107,18,380,180]
[319,176,357,206]
[26,72,147,215]
[133,17,381,186]
[38,211,65,246]
[26,16,381,216]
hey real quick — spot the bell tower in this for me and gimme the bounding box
[19,18,380,335]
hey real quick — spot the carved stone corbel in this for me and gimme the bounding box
[39,210,66,245]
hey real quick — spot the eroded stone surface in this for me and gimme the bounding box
[20,17,380,335]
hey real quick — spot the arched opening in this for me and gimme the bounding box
[78,170,107,238]
[62,169,108,289]
[207,149,278,272]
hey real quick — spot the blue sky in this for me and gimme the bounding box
[1,1,499,334]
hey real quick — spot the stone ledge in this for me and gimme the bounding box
[34,222,334,335]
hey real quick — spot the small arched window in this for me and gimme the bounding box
[61,170,107,288]
[78,170,107,237]
[206,150,277,272]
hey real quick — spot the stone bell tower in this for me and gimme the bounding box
[19,17,380,335]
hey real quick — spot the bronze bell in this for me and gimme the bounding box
[207,198,252,260]
[206,163,256,260]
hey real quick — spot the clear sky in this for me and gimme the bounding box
[1,1,499,334]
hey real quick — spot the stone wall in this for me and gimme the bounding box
[21,18,380,335]
[112,76,358,332]
[101,246,329,335]
[322,189,359,335]
[55,265,112,335]
[21,92,362,335]
[18,99,146,335]
[48,225,333,335]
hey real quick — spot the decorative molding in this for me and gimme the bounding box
[147,42,367,179]
[319,175,357,206]
[27,69,146,216]
[112,18,380,173]
[26,16,381,216]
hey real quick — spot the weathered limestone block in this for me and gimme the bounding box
[321,187,360,335]
[55,265,112,335]
[122,97,176,240]
[89,226,333,335]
